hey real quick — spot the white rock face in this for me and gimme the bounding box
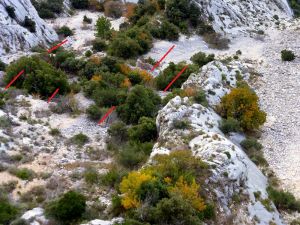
[152,61,285,225]
[21,208,48,224]
[0,0,58,60]
[194,0,293,36]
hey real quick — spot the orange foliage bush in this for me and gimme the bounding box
[219,87,266,130]
[124,3,137,19]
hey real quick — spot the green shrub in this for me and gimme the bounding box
[46,191,86,223]
[57,26,74,37]
[0,116,11,128]
[240,138,263,151]
[85,50,92,57]
[70,133,89,146]
[108,121,128,143]
[150,20,179,41]
[9,167,35,181]
[0,196,18,225]
[92,38,107,52]
[119,142,153,168]
[31,0,64,19]
[128,71,143,85]
[128,117,157,143]
[117,85,161,124]
[194,90,208,106]
[96,16,112,39]
[267,186,300,212]
[83,15,92,24]
[219,118,241,134]
[99,167,126,188]
[49,128,61,136]
[155,62,198,90]
[0,60,6,71]
[5,6,16,19]
[84,168,99,185]
[5,56,70,98]
[70,0,89,9]
[281,49,295,61]
[23,16,36,33]
[190,52,215,67]
[173,119,190,129]
[86,104,104,121]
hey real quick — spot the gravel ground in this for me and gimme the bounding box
[255,24,300,198]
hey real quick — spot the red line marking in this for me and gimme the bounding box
[151,45,175,72]
[98,106,116,125]
[47,39,68,53]
[48,88,60,103]
[163,65,188,92]
[5,70,25,90]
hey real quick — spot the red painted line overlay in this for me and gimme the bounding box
[48,88,60,103]
[47,39,68,53]
[98,106,117,125]
[164,65,188,92]
[151,45,175,72]
[5,70,25,90]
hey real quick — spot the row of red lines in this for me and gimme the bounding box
[99,47,189,125]
[5,39,69,101]
[5,42,182,125]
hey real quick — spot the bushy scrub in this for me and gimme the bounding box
[0,195,18,225]
[57,26,74,37]
[31,0,64,19]
[267,186,300,212]
[128,117,157,143]
[70,133,89,146]
[5,6,16,19]
[240,138,263,151]
[219,87,266,131]
[149,20,180,41]
[115,150,213,224]
[281,49,295,61]
[86,104,105,121]
[194,90,208,106]
[108,121,129,144]
[70,0,89,9]
[8,167,35,181]
[155,62,198,90]
[92,38,107,52]
[117,85,161,124]
[190,51,215,67]
[23,16,36,33]
[219,117,241,134]
[5,56,70,98]
[46,191,86,224]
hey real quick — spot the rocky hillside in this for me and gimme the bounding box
[0,0,58,61]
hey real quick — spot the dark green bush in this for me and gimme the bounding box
[0,60,6,71]
[5,56,69,98]
[46,191,86,224]
[150,20,179,41]
[96,16,112,39]
[83,15,92,24]
[267,186,300,212]
[70,0,89,9]
[85,50,92,57]
[173,119,190,129]
[194,90,208,106]
[23,16,36,33]
[57,26,74,37]
[190,52,215,67]
[92,38,107,52]
[0,196,18,225]
[119,142,153,168]
[86,104,104,121]
[240,138,263,151]
[117,85,161,124]
[108,121,128,143]
[128,71,143,85]
[5,6,16,19]
[31,0,64,19]
[281,49,295,61]
[155,62,198,90]
[70,133,89,146]
[128,117,157,143]
[219,118,241,134]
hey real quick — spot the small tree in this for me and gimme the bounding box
[128,117,157,142]
[46,191,86,223]
[190,51,215,67]
[96,16,112,39]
